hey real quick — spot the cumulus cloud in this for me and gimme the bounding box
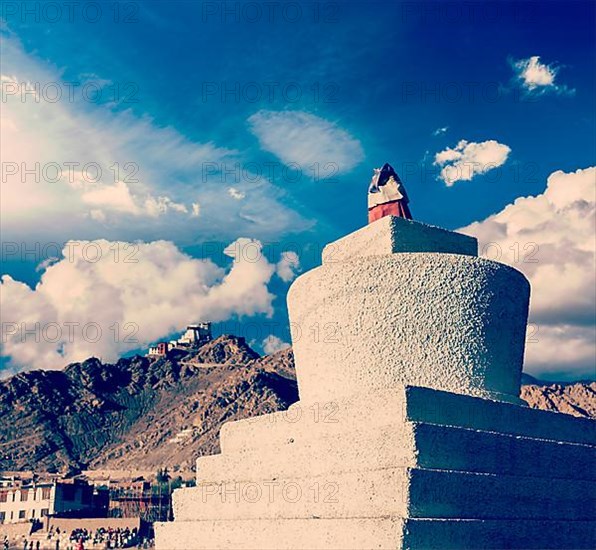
[434,139,511,186]
[0,238,283,373]
[0,31,309,245]
[262,334,291,355]
[460,167,596,379]
[248,110,364,175]
[276,251,301,282]
[511,55,574,95]
[433,126,448,136]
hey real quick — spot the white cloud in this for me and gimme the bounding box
[521,325,595,379]
[0,238,285,373]
[228,187,246,200]
[276,251,301,282]
[89,209,107,222]
[511,56,573,95]
[81,180,140,215]
[262,334,291,355]
[0,31,309,245]
[514,56,555,89]
[248,110,364,175]
[143,195,189,218]
[460,167,596,379]
[434,139,511,186]
[433,126,448,136]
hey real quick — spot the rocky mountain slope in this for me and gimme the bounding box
[0,337,297,474]
[520,374,596,418]
[0,340,593,475]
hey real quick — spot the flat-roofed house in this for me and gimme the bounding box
[0,478,95,524]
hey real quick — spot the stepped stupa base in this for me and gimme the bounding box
[155,386,596,549]
[155,218,595,549]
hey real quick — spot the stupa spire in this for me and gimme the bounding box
[367,162,413,223]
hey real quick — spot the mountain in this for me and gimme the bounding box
[0,336,297,475]
[520,378,596,418]
[0,340,593,475]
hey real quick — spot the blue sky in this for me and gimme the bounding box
[1,1,595,380]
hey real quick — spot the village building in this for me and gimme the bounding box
[0,477,96,525]
[107,479,170,522]
[148,341,172,357]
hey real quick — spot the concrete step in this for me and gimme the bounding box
[403,518,596,550]
[219,386,596,455]
[413,420,596,480]
[408,467,596,520]
[201,422,416,482]
[175,467,409,521]
[199,420,595,483]
[174,467,596,522]
[155,517,596,550]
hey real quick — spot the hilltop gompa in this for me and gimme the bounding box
[155,167,595,549]
[148,323,212,357]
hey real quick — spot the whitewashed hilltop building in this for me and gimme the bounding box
[176,324,212,348]
[156,217,595,549]
[148,323,212,357]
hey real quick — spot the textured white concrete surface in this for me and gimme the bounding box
[219,386,596,454]
[158,393,595,547]
[155,517,407,550]
[155,518,596,550]
[407,468,595,520]
[173,467,594,521]
[156,221,595,550]
[289,253,530,405]
[201,419,595,483]
[400,518,596,550]
[174,468,412,521]
[322,216,478,263]
[158,388,595,546]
